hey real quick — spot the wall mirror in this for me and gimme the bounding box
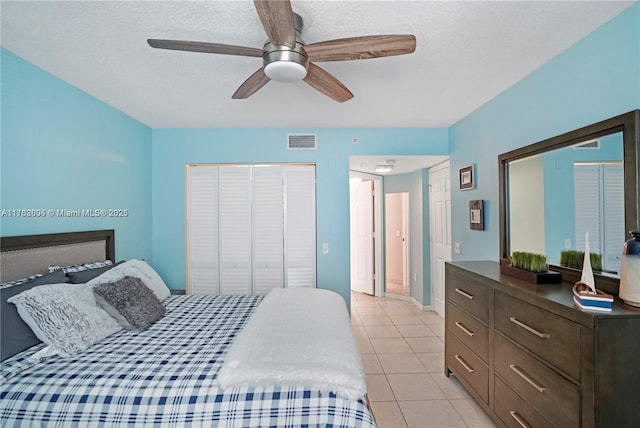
[499,110,639,292]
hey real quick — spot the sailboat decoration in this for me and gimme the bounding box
[572,232,613,311]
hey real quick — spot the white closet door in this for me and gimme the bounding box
[219,167,252,295]
[284,165,316,287]
[574,164,602,253]
[603,164,624,274]
[253,166,284,295]
[187,167,219,295]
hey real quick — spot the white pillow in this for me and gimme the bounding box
[86,259,171,301]
[7,283,121,358]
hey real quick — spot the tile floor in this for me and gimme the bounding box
[351,292,496,428]
[385,281,410,297]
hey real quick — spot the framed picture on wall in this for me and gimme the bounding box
[469,200,484,230]
[459,164,475,190]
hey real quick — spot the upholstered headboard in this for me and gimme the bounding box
[0,230,115,283]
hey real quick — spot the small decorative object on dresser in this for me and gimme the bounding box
[459,164,475,190]
[500,251,561,284]
[572,232,613,311]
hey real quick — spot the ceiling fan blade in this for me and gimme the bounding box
[303,63,353,103]
[253,0,296,48]
[232,68,271,99]
[305,35,416,62]
[147,39,263,57]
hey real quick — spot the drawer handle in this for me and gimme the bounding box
[509,364,547,394]
[455,321,475,337]
[454,354,475,373]
[509,411,530,428]
[455,288,475,300]
[509,317,550,339]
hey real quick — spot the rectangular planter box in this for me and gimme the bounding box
[500,264,562,284]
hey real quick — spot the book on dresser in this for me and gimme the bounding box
[444,261,640,428]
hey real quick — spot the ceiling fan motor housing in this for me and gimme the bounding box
[262,13,308,82]
[263,41,308,82]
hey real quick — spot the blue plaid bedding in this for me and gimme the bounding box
[0,295,376,427]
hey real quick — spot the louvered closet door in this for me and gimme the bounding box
[574,164,602,253]
[219,167,252,295]
[603,164,624,274]
[284,166,316,287]
[253,166,284,295]
[187,167,219,294]
[574,163,624,274]
[187,164,316,295]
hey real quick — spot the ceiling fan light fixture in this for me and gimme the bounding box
[263,41,308,82]
[264,60,307,82]
[375,165,394,173]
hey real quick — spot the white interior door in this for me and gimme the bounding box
[603,164,624,274]
[284,165,316,288]
[253,166,284,294]
[350,179,374,295]
[430,162,451,316]
[188,164,316,295]
[384,192,409,296]
[574,162,624,274]
[402,193,410,288]
[186,167,219,295]
[219,167,252,295]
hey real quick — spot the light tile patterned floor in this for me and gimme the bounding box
[351,292,496,428]
[385,281,410,296]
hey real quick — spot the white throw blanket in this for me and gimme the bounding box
[216,288,366,400]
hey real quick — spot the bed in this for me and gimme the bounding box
[0,230,375,427]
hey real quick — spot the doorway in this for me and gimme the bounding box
[349,172,383,296]
[385,192,410,296]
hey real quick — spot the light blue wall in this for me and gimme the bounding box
[449,4,640,262]
[1,3,637,307]
[0,49,153,261]
[151,129,448,305]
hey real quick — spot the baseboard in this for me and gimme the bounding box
[384,292,430,311]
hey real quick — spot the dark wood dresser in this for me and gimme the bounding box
[445,261,640,428]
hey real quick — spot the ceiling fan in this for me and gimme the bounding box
[147,0,416,102]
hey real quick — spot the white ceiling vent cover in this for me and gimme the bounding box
[287,134,317,150]
[572,139,600,149]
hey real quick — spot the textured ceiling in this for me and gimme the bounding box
[0,1,635,129]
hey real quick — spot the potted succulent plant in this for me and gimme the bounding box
[501,251,562,283]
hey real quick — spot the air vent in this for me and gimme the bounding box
[573,139,599,149]
[287,134,317,150]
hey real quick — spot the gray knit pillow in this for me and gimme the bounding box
[93,276,165,331]
[7,283,121,357]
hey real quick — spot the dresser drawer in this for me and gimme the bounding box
[446,302,489,363]
[495,333,580,427]
[445,271,490,324]
[494,291,580,380]
[446,334,489,404]
[494,376,553,428]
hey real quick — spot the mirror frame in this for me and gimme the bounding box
[499,109,639,293]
